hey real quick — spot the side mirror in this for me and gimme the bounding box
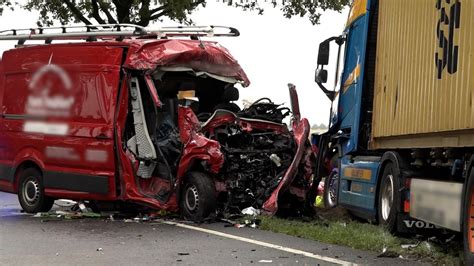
[315,69,328,84]
[317,41,330,65]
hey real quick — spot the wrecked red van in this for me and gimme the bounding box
[0,25,314,220]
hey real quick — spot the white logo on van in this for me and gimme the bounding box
[26,54,75,117]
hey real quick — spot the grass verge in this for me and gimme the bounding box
[258,214,462,265]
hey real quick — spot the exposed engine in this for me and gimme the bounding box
[238,98,291,124]
[205,99,296,214]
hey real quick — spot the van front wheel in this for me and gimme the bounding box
[180,172,216,221]
[18,168,54,213]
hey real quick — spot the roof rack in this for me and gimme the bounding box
[0,24,240,45]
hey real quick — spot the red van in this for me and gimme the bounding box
[0,25,314,220]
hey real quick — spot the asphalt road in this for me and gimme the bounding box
[0,192,416,265]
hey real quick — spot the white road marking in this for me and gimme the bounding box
[162,220,356,265]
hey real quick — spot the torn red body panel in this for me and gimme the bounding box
[124,39,250,87]
[262,117,311,214]
[177,106,224,179]
[0,35,314,219]
[262,84,313,214]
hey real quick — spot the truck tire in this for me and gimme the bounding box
[180,172,216,221]
[377,162,400,233]
[463,170,474,265]
[18,168,54,213]
[324,169,339,208]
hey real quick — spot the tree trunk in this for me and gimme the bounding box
[113,0,133,23]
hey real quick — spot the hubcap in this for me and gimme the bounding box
[327,172,339,207]
[23,178,40,206]
[381,174,394,221]
[185,185,199,212]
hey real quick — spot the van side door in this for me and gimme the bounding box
[1,45,124,199]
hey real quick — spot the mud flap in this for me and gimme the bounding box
[127,77,157,178]
[396,213,440,234]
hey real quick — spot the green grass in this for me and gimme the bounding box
[258,215,462,265]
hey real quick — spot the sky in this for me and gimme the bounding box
[0,1,349,126]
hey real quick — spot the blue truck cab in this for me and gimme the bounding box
[314,0,386,222]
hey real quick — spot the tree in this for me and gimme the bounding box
[311,123,328,130]
[233,0,350,25]
[21,0,206,27]
[2,0,350,27]
[0,1,16,17]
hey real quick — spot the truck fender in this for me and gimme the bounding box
[376,151,407,213]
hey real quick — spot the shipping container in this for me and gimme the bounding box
[370,0,474,149]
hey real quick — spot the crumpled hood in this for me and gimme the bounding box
[124,39,250,87]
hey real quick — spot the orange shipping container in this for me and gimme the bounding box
[370,0,474,149]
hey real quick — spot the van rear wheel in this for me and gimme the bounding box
[18,168,54,213]
[180,172,216,221]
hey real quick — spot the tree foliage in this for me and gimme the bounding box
[0,1,16,17]
[233,0,350,25]
[311,123,328,130]
[1,0,350,27]
[22,0,206,26]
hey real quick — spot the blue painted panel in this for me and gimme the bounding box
[338,155,381,213]
[336,2,372,155]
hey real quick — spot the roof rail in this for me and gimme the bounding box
[0,24,240,44]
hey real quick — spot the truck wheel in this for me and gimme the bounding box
[180,172,216,221]
[18,168,54,213]
[324,169,339,208]
[463,171,474,264]
[377,162,400,233]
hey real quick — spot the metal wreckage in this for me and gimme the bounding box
[138,47,316,221]
[0,25,315,221]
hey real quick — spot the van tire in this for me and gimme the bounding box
[180,172,216,221]
[377,162,400,233]
[18,168,54,213]
[463,170,474,265]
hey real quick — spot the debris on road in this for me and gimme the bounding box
[258,259,273,263]
[423,241,432,252]
[96,248,103,252]
[377,247,399,258]
[241,207,260,216]
[77,201,92,213]
[33,210,104,221]
[401,243,419,249]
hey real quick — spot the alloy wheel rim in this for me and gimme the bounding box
[381,174,394,221]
